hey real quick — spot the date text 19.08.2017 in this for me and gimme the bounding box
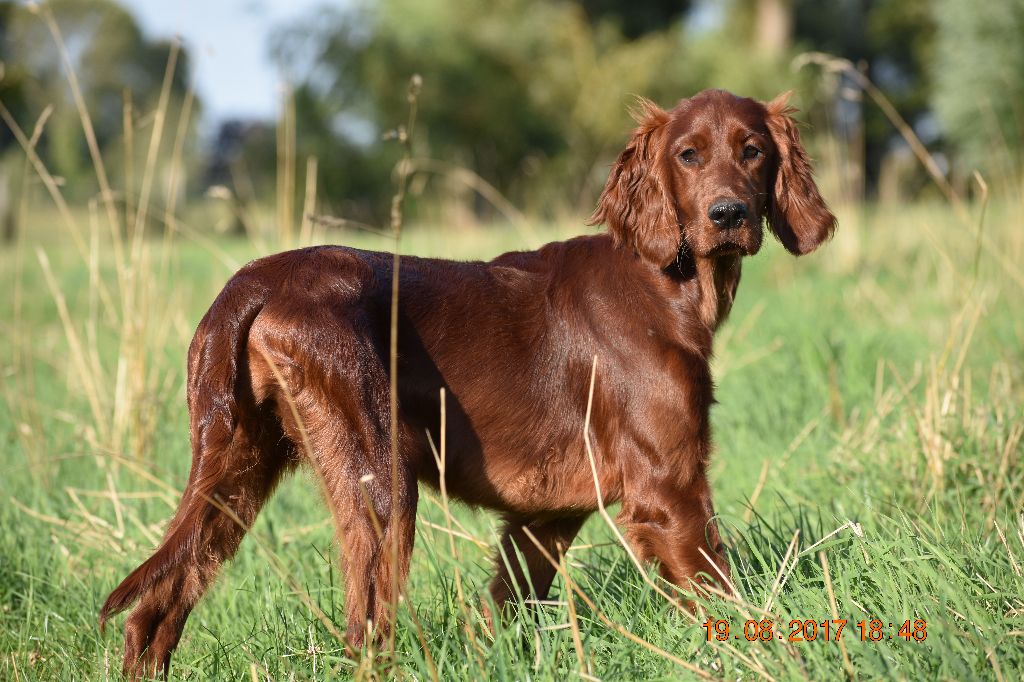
[703,618,927,643]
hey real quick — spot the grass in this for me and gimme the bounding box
[2,192,1023,681]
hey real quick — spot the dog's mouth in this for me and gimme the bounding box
[707,242,745,257]
[681,219,764,261]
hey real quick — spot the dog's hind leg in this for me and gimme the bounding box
[101,286,297,679]
[284,404,419,653]
[255,316,419,653]
[102,406,294,679]
[487,515,586,625]
[367,474,418,647]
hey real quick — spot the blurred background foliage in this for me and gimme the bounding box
[1,0,1022,238]
[1,0,197,209]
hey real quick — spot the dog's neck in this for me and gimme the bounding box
[674,252,742,331]
[697,254,742,330]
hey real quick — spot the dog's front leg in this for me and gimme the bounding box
[618,467,731,597]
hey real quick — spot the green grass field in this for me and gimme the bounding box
[2,197,1023,680]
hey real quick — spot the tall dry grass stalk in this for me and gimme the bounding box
[37,3,122,246]
[1,104,56,479]
[276,85,297,246]
[385,71,422,662]
[11,4,328,468]
[5,7,193,463]
[796,52,960,209]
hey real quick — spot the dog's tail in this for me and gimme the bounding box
[100,271,270,629]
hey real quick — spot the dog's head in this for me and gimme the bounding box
[590,89,836,268]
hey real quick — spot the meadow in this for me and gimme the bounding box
[1,183,1023,681]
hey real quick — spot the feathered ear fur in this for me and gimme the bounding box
[763,92,836,255]
[588,99,680,268]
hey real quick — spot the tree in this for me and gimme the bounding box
[0,0,199,203]
[785,0,936,195]
[931,0,1024,184]
[271,0,798,223]
[579,0,692,39]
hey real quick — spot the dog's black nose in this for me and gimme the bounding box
[708,200,747,229]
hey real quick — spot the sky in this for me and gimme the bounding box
[120,0,338,124]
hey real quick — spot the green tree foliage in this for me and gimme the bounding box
[579,0,693,39]
[0,0,198,201]
[932,0,1024,181]
[272,0,796,222]
[789,0,935,190]
[0,3,30,149]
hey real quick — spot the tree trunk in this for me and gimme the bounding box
[754,0,792,58]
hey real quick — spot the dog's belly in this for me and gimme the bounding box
[400,378,633,516]
[466,445,608,516]
[405,401,625,517]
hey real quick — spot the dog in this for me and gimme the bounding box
[101,88,835,677]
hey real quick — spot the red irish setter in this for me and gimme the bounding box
[101,89,835,677]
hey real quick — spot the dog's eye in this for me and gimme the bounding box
[680,148,698,164]
[743,144,762,160]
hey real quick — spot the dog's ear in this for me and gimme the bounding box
[588,99,679,268]
[763,92,836,255]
